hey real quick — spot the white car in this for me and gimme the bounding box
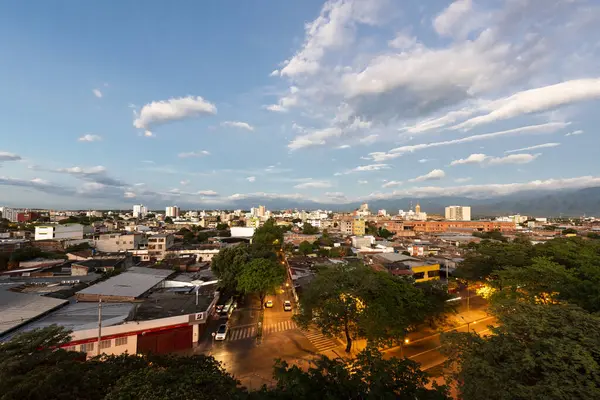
[283,300,292,312]
[265,300,274,308]
[215,324,228,341]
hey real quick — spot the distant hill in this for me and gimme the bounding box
[219,187,600,217]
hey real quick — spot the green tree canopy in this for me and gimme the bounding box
[164,216,173,224]
[442,301,600,400]
[211,244,252,292]
[301,222,319,235]
[377,227,394,239]
[261,348,449,399]
[298,240,314,255]
[252,218,284,250]
[237,258,286,306]
[294,264,436,352]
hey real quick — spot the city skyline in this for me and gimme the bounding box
[1,0,600,209]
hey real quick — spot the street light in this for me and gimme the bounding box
[460,315,471,333]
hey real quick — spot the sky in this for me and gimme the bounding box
[1,0,600,209]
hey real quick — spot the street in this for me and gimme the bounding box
[187,280,495,389]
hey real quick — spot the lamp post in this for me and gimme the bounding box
[400,337,410,358]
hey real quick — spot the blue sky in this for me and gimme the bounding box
[1,0,600,209]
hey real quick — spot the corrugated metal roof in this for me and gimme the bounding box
[0,287,68,336]
[76,267,172,299]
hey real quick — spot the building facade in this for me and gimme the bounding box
[445,206,472,221]
[352,218,366,236]
[147,234,175,259]
[133,204,148,218]
[94,233,143,253]
[165,206,180,218]
[34,224,85,241]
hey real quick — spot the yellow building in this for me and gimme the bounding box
[352,218,366,236]
[408,262,440,283]
[246,217,261,228]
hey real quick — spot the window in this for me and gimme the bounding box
[427,270,440,278]
[129,241,133,244]
[100,339,112,349]
[157,245,163,249]
[413,272,425,280]
[64,345,76,352]
[80,342,94,352]
[115,337,128,346]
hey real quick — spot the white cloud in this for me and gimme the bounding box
[505,143,560,153]
[246,176,256,182]
[178,150,210,158]
[450,153,487,166]
[409,169,445,182]
[418,159,428,163]
[487,153,540,165]
[92,89,102,98]
[278,0,384,77]
[358,180,368,184]
[124,191,137,198]
[337,144,351,149]
[453,79,600,130]
[565,129,584,137]
[221,121,255,131]
[78,134,102,142]
[0,152,22,162]
[366,176,600,200]
[359,134,379,144]
[369,122,567,162]
[346,163,390,173]
[388,32,417,50]
[433,0,483,39]
[144,130,155,137]
[180,180,190,186]
[269,69,279,77]
[294,180,332,189]
[454,177,472,183]
[288,127,342,150]
[382,180,402,188]
[133,96,217,131]
[264,104,287,113]
[197,190,219,196]
[57,166,106,175]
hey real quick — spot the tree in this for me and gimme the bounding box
[301,222,319,235]
[454,239,534,281]
[237,258,286,306]
[145,213,155,219]
[252,218,284,250]
[216,223,229,231]
[291,218,302,224]
[211,245,252,292]
[415,281,456,328]
[587,232,600,240]
[562,227,577,235]
[106,354,245,400]
[261,348,449,399]
[377,227,394,239]
[442,301,600,400]
[298,240,314,255]
[164,216,173,224]
[294,264,429,352]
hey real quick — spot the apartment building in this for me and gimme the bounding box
[94,233,143,253]
[34,224,86,241]
[445,206,471,221]
[352,218,366,236]
[339,220,353,235]
[147,234,174,259]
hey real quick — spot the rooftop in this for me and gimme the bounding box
[0,286,68,337]
[129,284,217,321]
[76,267,173,300]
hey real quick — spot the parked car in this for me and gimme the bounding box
[265,300,274,308]
[283,300,292,312]
[215,324,228,341]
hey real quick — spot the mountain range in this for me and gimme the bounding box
[220,187,600,217]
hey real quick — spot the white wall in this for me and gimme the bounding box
[35,224,84,241]
[231,227,255,237]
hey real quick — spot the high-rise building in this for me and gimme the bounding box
[258,205,266,217]
[133,204,148,218]
[165,206,180,218]
[445,206,471,221]
[0,207,23,222]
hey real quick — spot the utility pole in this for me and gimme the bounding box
[467,282,470,313]
[97,298,102,356]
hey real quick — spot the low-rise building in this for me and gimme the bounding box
[147,234,174,259]
[94,233,143,253]
[34,224,86,241]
